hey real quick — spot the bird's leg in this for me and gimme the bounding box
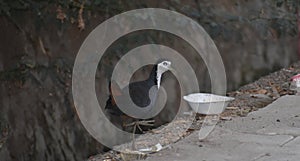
[132,124,137,150]
[136,123,143,133]
[124,119,156,150]
[138,120,155,126]
[124,120,155,132]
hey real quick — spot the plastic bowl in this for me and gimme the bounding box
[183,93,235,115]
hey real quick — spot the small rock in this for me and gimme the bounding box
[220,116,232,121]
[225,106,239,110]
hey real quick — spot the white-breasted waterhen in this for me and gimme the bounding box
[104,61,172,132]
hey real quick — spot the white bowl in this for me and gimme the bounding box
[183,93,235,115]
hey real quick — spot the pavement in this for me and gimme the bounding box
[145,95,300,161]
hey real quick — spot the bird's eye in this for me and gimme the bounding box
[163,62,168,66]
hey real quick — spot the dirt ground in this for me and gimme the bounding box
[87,61,300,161]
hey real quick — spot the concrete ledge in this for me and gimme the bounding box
[146,95,300,161]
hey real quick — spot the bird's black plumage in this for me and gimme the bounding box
[105,64,158,116]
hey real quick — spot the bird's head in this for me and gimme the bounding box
[156,60,172,89]
[157,60,172,74]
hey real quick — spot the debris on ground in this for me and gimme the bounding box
[290,73,300,95]
[120,149,147,161]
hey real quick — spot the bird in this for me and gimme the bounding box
[104,60,172,132]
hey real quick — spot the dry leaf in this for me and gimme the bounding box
[257,89,267,94]
[56,5,66,23]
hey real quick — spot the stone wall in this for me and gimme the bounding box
[0,0,298,160]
